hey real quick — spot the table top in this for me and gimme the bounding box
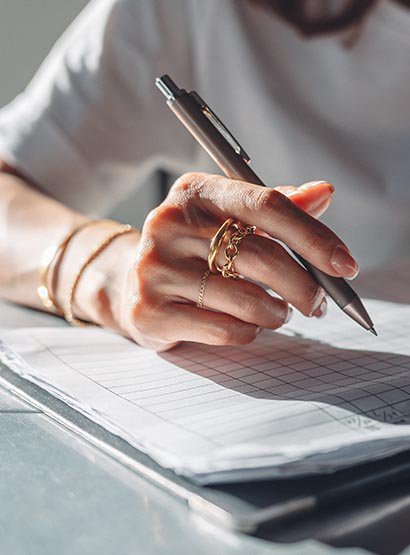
[2,261,410,555]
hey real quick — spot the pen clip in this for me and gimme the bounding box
[190,92,251,164]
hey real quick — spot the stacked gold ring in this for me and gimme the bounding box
[199,217,256,309]
[207,218,234,273]
[221,222,256,278]
[207,218,256,279]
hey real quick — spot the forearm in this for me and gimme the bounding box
[0,163,143,334]
[0,164,88,309]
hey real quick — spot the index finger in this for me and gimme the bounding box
[176,173,358,278]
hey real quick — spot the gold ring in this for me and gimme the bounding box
[221,222,256,279]
[207,218,234,273]
[197,270,210,309]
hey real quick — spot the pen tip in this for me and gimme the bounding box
[369,327,378,337]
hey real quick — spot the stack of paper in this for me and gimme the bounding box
[1,299,410,484]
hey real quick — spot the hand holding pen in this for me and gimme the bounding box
[44,136,341,352]
[156,75,376,336]
[68,77,373,352]
[135,172,340,349]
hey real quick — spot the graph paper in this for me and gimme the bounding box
[1,299,410,484]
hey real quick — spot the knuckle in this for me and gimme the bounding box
[236,291,262,320]
[143,204,182,236]
[262,242,284,273]
[170,172,204,194]
[249,187,285,215]
[134,239,172,299]
[135,250,169,292]
[303,226,331,257]
[131,289,171,338]
[131,289,157,328]
[247,238,284,276]
[142,207,162,236]
[168,172,215,218]
[134,239,157,275]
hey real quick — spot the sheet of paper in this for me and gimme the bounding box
[1,299,410,484]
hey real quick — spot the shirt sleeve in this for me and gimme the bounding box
[0,0,197,216]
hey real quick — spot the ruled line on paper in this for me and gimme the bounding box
[3,299,410,482]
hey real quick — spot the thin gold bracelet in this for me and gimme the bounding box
[37,220,103,313]
[64,224,137,327]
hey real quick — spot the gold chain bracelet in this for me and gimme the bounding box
[64,224,137,327]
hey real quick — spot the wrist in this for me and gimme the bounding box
[55,220,140,328]
[78,230,141,331]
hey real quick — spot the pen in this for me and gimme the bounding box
[155,74,376,335]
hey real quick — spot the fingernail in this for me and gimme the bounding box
[255,326,263,335]
[299,181,335,194]
[312,298,327,319]
[331,245,359,278]
[284,305,293,324]
[309,288,325,317]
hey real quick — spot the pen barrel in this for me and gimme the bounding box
[169,95,258,182]
[296,256,356,309]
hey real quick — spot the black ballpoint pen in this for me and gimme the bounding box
[155,74,377,335]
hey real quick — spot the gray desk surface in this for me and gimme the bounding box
[2,261,410,555]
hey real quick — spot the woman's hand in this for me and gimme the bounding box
[66,173,358,351]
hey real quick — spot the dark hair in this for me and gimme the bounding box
[252,0,383,36]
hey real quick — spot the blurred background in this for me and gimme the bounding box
[0,0,159,227]
[0,0,88,107]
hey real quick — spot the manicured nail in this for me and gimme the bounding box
[299,181,335,194]
[331,245,359,278]
[309,288,326,317]
[312,298,327,319]
[284,305,293,324]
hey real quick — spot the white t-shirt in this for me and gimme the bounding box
[0,0,409,269]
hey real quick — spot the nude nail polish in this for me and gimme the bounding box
[312,298,327,319]
[297,181,335,193]
[331,245,359,278]
[309,288,325,317]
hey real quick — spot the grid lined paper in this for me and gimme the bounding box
[2,299,410,484]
